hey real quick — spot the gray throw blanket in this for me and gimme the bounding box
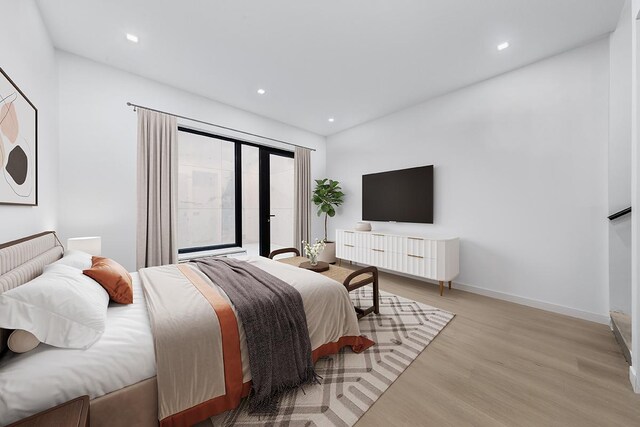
[193,257,317,413]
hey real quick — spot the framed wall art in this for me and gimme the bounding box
[0,67,37,206]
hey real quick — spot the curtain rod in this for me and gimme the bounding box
[126,102,316,152]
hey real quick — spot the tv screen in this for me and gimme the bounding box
[362,165,433,224]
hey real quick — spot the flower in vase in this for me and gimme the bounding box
[302,239,326,265]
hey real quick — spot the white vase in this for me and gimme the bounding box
[355,222,372,231]
[318,241,336,264]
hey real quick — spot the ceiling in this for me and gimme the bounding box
[37,0,623,136]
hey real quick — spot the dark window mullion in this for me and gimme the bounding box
[259,150,270,257]
[234,142,242,248]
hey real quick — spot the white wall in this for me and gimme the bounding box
[629,0,640,393]
[0,0,58,243]
[609,0,633,315]
[57,51,326,271]
[327,39,610,322]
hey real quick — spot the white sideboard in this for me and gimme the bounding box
[335,229,459,295]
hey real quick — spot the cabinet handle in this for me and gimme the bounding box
[408,237,423,241]
[372,248,384,252]
[344,231,354,234]
[407,254,423,258]
[344,244,354,248]
[372,233,384,237]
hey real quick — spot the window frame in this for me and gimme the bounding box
[176,126,293,255]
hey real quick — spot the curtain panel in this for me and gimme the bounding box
[294,147,312,252]
[136,108,178,268]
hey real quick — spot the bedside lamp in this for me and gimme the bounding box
[67,236,102,256]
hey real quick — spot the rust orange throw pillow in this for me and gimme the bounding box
[83,256,134,304]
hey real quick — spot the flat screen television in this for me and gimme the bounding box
[362,165,434,224]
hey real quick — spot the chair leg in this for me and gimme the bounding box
[373,275,380,314]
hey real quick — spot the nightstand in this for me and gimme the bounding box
[8,395,90,427]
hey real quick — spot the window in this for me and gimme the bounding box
[177,129,236,251]
[177,127,295,255]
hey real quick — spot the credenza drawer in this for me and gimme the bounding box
[337,243,355,260]
[405,237,434,258]
[369,233,387,249]
[338,230,356,246]
[369,247,387,268]
[404,254,435,277]
[363,234,406,253]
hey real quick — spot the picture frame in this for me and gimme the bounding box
[0,67,37,206]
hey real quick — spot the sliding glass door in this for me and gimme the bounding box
[177,127,294,257]
[259,150,295,256]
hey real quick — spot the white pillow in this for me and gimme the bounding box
[0,264,109,349]
[48,249,93,270]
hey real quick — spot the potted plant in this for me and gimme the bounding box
[312,178,345,263]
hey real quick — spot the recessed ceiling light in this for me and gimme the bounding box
[497,41,510,51]
[257,88,266,95]
[126,33,139,43]
[328,118,335,123]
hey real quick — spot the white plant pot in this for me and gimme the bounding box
[318,241,336,264]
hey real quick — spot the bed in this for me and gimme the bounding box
[0,232,158,427]
[0,232,372,426]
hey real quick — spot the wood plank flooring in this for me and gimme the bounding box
[350,269,640,427]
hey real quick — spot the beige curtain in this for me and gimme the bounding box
[294,147,312,252]
[136,108,178,269]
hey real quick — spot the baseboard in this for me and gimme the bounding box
[359,263,609,324]
[452,281,609,324]
[630,366,639,393]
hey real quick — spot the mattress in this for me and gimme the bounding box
[0,273,156,426]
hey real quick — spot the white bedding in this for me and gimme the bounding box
[140,256,364,421]
[0,273,156,426]
[212,256,362,382]
[0,256,363,426]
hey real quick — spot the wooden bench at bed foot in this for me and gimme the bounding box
[269,249,379,319]
[341,266,379,318]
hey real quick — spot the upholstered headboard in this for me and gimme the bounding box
[0,231,64,354]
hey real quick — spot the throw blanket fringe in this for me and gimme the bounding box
[251,366,321,414]
[194,257,317,413]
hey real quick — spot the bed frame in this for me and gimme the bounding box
[0,232,158,427]
[0,231,64,355]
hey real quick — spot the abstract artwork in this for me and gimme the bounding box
[0,67,37,205]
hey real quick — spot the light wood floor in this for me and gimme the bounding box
[349,269,640,427]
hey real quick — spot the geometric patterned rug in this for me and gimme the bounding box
[205,288,455,426]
